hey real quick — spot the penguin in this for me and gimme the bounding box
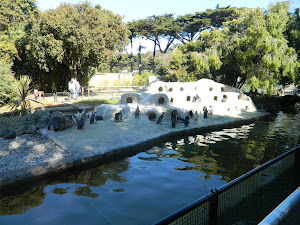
[115,110,124,122]
[171,111,177,128]
[77,110,86,129]
[77,115,85,129]
[72,113,79,126]
[156,112,165,124]
[90,112,96,124]
[135,105,140,118]
[184,115,189,127]
[194,111,199,121]
[47,118,52,130]
[204,107,208,119]
[208,105,214,115]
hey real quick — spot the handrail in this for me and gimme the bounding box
[258,186,300,225]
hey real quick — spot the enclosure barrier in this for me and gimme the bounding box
[258,186,300,225]
[39,86,146,102]
[155,146,300,225]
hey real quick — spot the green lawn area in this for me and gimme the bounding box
[74,99,119,106]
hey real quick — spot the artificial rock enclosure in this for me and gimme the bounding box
[95,78,256,122]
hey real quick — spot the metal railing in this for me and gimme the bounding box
[155,146,300,225]
[34,86,146,103]
[258,186,300,225]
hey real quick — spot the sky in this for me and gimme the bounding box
[36,0,300,54]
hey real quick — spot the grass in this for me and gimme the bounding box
[74,99,119,106]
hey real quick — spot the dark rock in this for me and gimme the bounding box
[49,113,74,131]
[33,110,51,128]
[3,130,16,139]
[16,125,38,135]
[281,95,300,114]
[95,115,103,121]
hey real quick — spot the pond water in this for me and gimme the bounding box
[0,113,299,225]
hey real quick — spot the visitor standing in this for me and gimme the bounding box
[68,78,75,100]
[34,89,39,101]
[75,78,81,100]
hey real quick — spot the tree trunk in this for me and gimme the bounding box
[138,37,142,75]
[130,39,134,72]
[152,41,156,74]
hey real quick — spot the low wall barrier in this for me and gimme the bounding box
[155,146,300,225]
[39,86,146,102]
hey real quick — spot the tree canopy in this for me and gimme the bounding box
[159,2,299,93]
[27,2,130,80]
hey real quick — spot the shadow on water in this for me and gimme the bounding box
[0,113,299,225]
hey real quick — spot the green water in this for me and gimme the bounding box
[0,113,299,225]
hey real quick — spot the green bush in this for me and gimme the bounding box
[132,72,152,86]
[0,57,15,104]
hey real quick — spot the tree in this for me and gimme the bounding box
[285,8,300,84]
[28,2,130,85]
[175,7,238,44]
[165,3,299,92]
[0,57,15,104]
[0,0,39,62]
[0,0,38,32]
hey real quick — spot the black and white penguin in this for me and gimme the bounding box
[204,107,208,119]
[171,111,177,128]
[208,105,214,115]
[135,105,140,118]
[77,110,86,129]
[115,110,124,122]
[156,112,165,124]
[90,112,95,124]
[184,115,189,127]
[194,111,199,121]
[78,115,85,129]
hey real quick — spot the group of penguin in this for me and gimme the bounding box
[71,108,104,130]
[156,105,213,128]
[71,105,213,130]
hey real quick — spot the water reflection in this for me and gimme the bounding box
[0,187,45,215]
[144,114,300,182]
[0,159,130,216]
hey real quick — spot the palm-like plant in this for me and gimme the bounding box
[10,75,32,116]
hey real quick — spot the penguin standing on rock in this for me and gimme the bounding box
[204,107,208,119]
[115,110,124,122]
[171,111,177,128]
[156,112,165,124]
[90,112,96,124]
[194,111,199,121]
[135,105,140,118]
[184,115,189,127]
[77,115,85,129]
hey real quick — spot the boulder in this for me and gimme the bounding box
[33,110,51,128]
[49,113,74,131]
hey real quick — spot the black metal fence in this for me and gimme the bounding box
[155,146,300,225]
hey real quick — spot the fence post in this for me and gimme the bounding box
[209,189,219,225]
[81,87,84,99]
[88,86,90,99]
[294,146,300,188]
